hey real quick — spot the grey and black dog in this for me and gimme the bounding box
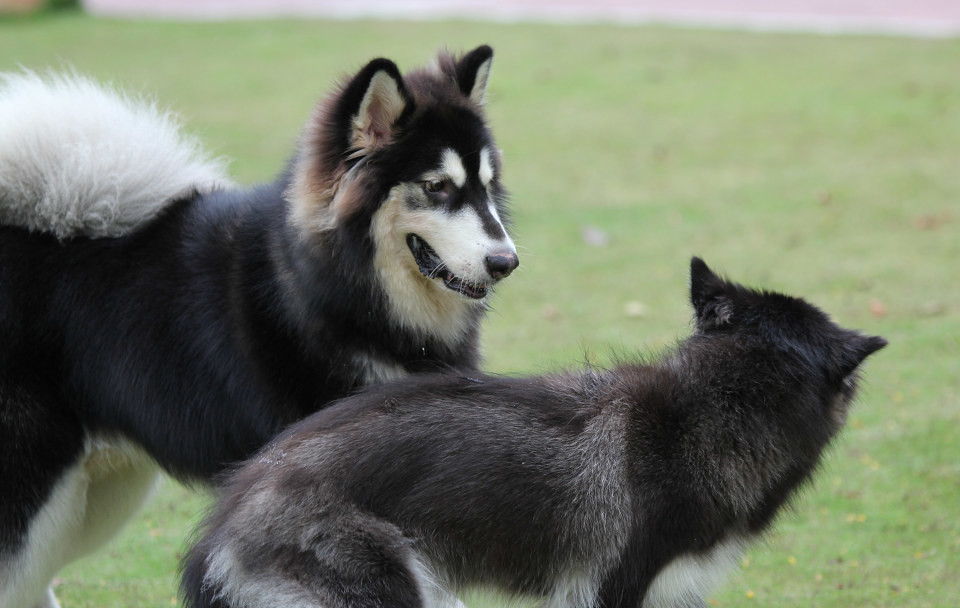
[181,258,886,608]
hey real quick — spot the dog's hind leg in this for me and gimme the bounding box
[1,455,89,608]
[0,434,160,608]
[65,435,162,565]
[306,514,467,608]
[194,511,451,608]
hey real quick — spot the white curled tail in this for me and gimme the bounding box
[0,71,230,239]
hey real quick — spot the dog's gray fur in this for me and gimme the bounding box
[181,258,886,608]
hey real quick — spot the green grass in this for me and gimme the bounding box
[2,10,958,607]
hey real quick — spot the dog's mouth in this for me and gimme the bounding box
[406,234,489,300]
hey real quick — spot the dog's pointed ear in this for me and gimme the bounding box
[690,257,735,330]
[689,257,724,315]
[455,45,493,104]
[286,58,413,234]
[342,58,413,155]
[839,333,888,377]
[858,335,889,360]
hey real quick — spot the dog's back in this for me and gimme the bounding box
[182,371,633,608]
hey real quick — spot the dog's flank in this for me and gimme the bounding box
[0,46,516,608]
[181,258,886,608]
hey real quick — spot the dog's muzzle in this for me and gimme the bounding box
[406,234,517,299]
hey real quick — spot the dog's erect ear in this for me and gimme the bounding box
[690,257,735,330]
[341,58,413,155]
[838,333,888,378]
[855,335,888,362]
[455,45,493,104]
[286,59,413,234]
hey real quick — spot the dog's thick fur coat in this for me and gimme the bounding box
[181,258,886,608]
[0,47,516,608]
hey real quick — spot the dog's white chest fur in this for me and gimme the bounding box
[642,537,746,607]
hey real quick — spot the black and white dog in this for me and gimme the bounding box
[181,258,885,608]
[0,46,517,608]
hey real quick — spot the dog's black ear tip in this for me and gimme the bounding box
[455,46,495,104]
[456,45,493,68]
[864,335,889,356]
[689,256,718,296]
[841,334,888,376]
[688,257,737,329]
[472,45,494,59]
[690,256,709,276]
[362,58,403,80]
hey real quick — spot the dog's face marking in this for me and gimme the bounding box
[401,146,516,283]
[478,147,494,187]
[437,148,467,188]
[369,141,517,341]
[371,149,516,341]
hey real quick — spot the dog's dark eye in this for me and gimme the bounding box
[423,180,445,194]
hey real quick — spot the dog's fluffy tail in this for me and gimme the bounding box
[0,71,230,239]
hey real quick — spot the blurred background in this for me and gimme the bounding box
[1,1,958,606]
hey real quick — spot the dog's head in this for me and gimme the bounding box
[688,256,886,429]
[287,47,517,337]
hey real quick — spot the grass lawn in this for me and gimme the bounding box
[1,8,958,607]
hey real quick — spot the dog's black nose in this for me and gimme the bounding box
[485,251,519,279]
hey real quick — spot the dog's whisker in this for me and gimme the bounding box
[429,262,448,280]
